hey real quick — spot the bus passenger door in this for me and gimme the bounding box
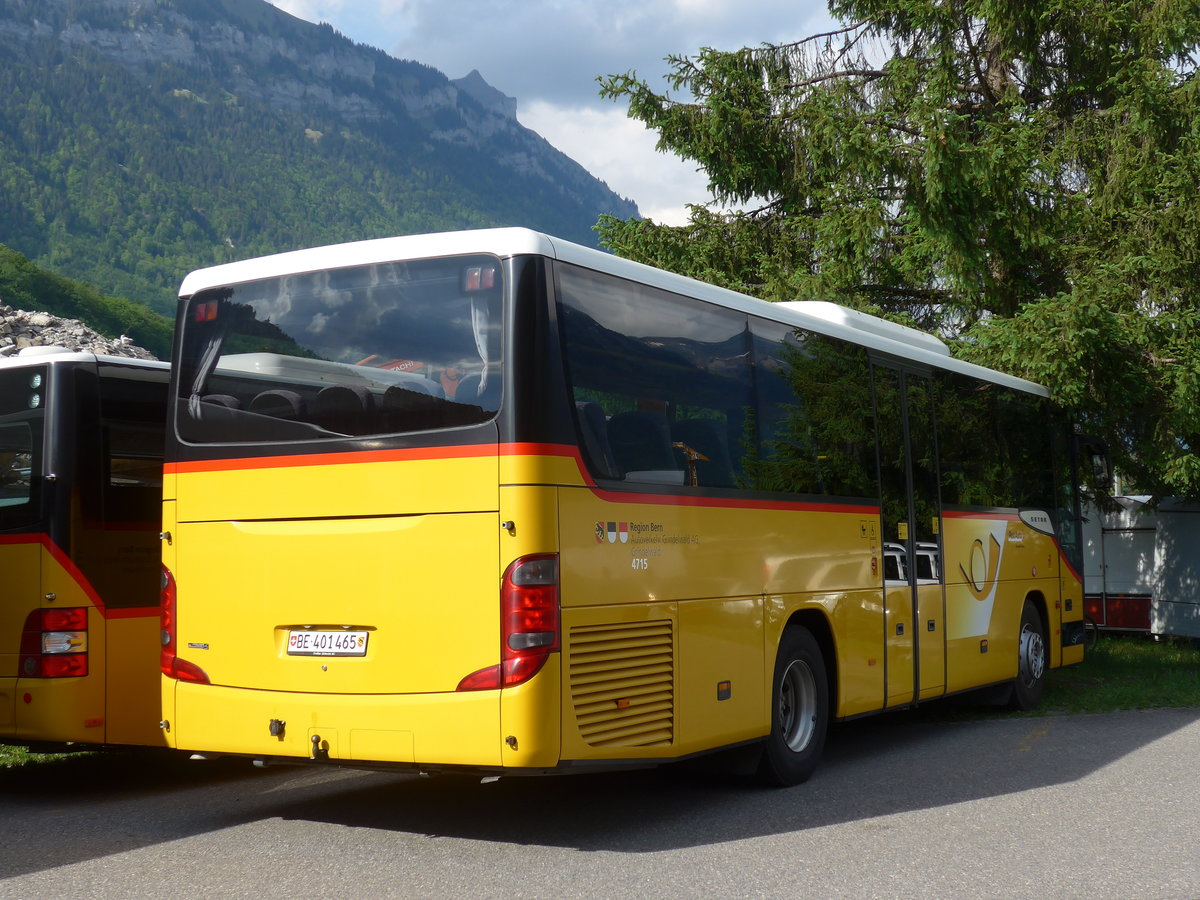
[875,366,945,707]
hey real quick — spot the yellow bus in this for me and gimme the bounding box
[1,349,168,749]
[160,228,1089,785]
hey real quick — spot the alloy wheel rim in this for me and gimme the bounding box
[1019,624,1045,686]
[780,658,817,752]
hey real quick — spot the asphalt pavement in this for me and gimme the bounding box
[0,707,1197,898]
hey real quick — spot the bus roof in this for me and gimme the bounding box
[0,348,168,372]
[177,227,1048,398]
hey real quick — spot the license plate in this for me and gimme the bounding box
[287,630,368,657]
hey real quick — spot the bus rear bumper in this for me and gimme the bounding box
[168,661,563,770]
[1,676,105,745]
[169,680,502,766]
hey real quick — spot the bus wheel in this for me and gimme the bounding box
[757,626,828,787]
[1010,600,1047,710]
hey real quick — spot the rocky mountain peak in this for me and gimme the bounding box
[452,70,518,119]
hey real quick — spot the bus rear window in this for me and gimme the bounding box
[174,255,503,444]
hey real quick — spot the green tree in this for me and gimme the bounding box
[0,245,173,359]
[599,0,1200,497]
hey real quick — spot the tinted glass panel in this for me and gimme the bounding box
[0,365,45,529]
[747,319,876,499]
[1050,412,1084,573]
[100,366,167,523]
[67,365,169,611]
[176,256,503,443]
[907,374,941,549]
[0,423,35,509]
[937,372,1055,510]
[557,264,752,488]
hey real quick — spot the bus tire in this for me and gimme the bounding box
[1010,599,1047,711]
[757,626,829,787]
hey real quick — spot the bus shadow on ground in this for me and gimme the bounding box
[0,747,260,800]
[270,706,1200,852]
[0,748,290,878]
[0,706,1195,876]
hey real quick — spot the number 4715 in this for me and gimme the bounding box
[632,558,650,570]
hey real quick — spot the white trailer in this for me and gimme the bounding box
[1148,498,1200,639]
[1083,496,1200,638]
[1082,496,1155,632]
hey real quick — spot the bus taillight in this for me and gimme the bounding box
[457,554,560,691]
[19,608,89,678]
[160,565,210,684]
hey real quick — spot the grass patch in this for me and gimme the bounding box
[0,743,79,769]
[1041,633,1200,715]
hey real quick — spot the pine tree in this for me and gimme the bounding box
[599,0,1200,496]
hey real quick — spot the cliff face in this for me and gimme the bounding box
[0,0,638,312]
[26,3,479,128]
[5,0,633,203]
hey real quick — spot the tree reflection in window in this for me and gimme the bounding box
[746,321,876,500]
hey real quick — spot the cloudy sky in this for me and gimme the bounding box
[267,0,836,224]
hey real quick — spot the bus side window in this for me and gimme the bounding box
[95,367,168,525]
[556,262,754,489]
[105,423,164,524]
[0,423,34,507]
[746,319,875,500]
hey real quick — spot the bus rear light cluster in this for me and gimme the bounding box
[160,565,210,684]
[19,607,88,678]
[457,554,559,691]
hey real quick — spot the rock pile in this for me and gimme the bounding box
[0,303,158,361]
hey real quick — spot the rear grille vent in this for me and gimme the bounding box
[568,619,674,748]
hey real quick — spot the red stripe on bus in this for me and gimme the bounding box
[166,442,574,474]
[0,533,42,547]
[500,442,580,457]
[585,487,880,515]
[166,442,880,515]
[0,533,157,619]
[165,443,499,474]
[1061,553,1083,585]
[549,446,878,513]
[549,443,879,515]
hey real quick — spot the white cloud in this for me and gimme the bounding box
[267,0,340,23]
[520,101,710,225]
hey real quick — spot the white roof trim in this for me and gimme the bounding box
[778,301,951,357]
[177,228,555,297]
[0,350,168,371]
